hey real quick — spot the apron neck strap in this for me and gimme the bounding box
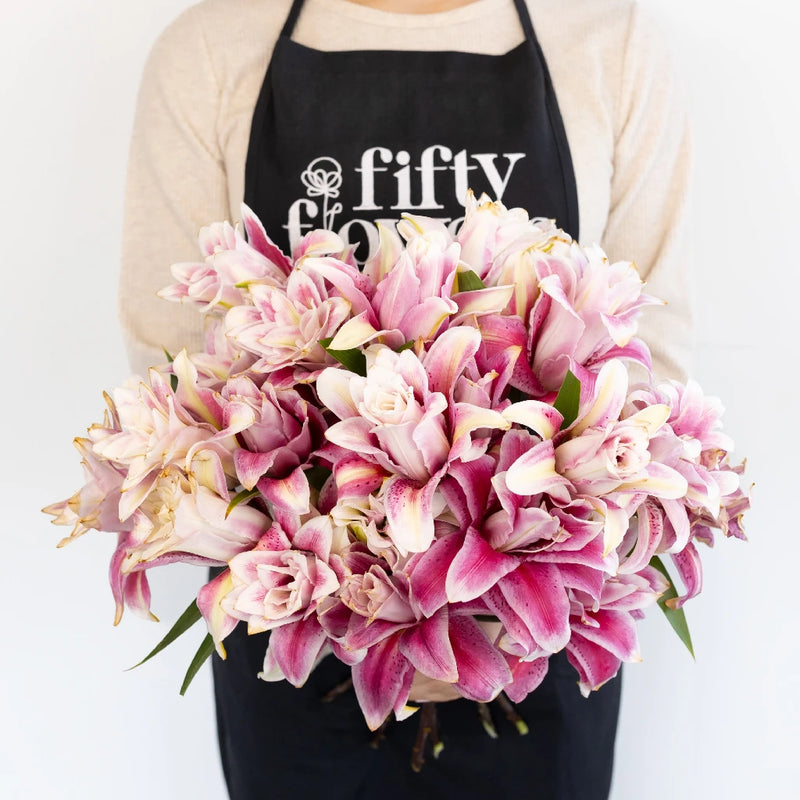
[281,0,306,38]
[511,0,536,43]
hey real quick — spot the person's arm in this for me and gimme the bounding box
[120,6,229,376]
[601,2,694,383]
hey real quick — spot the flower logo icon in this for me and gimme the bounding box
[300,156,344,231]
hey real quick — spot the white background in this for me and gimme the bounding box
[1,1,797,798]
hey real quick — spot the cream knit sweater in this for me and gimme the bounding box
[120,0,693,381]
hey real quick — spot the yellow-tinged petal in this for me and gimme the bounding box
[626,403,671,437]
[502,401,563,441]
[328,315,381,350]
[572,360,628,435]
[197,570,237,658]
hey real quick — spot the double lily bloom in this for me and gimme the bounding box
[46,194,749,730]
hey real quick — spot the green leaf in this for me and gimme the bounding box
[455,269,486,293]
[127,599,201,671]
[319,337,367,376]
[649,555,695,659]
[553,370,581,430]
[162,348,179,391]
[180,634,215,696]
[396,340,415,353]
[226,488,259,518]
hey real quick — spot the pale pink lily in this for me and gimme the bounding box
[456,192,546,282]
[224,269,350,381]
[223,517,341,633]
[90,366,240,522]
[158,205,290,314]
[458,192,569,321]
[199,514,343,685]
[529,243,658,392]
[316,217,514,351]
[550,360,687,507]
[104,483,269,625]
[43,434,129,546]
[318,330,510,553]
[123,481,269,571]
[189,317,257,383]
[370,219,459,342]
[616,380,750,608]
[220,376,325,514]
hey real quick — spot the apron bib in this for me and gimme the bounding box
[244,0,579,261]
[214,3,620,798]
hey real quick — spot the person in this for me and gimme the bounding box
[120,0,693,797]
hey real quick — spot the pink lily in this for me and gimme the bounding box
[220,376,325,509]
[566,567,667,696]
[158,205,290,315]
[528,244,658,391]
[224,269,350,380]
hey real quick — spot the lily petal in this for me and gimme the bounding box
[503,655,550,703]
[445,527,517,603]
[498,562,571,654]
[505,439,573,502]
[399,608,458,683]
[565,630,622,697]
[450,615,513,702]
[257,466,311,515]
[267,616,329,687]
[406,532,465,617]
[502,400,563,441]
[423,326,482,396]
[571,359,628,435]
[197,569,239,657]
[352,632,415,730]
[572,609,640,662]
[383,476,437,554]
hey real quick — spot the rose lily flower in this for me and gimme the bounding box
[528,241,658,392]
[456,192,548,281]
[542,361,685,551]
[43,434,130,546]
[317,329,510,553]
[307,215,515,352]
[319,566,512,729]
[566,566,667,696]
[220,376,326,514]
[224,268,351,382]
[199,514,343,682]
[158,204,290,315]
[315,219,460,349]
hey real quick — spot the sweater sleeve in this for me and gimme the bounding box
[601,1,694,383]
[119,5,229,376]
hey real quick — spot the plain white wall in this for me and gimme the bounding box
[2,1,797,798]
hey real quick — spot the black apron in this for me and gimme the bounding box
[213,1,620,797]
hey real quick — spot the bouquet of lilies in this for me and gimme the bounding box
[45,193,749,738]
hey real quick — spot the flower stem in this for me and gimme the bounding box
[494,692,530,735]
[476,702,498,739]
[411,703,439,772]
